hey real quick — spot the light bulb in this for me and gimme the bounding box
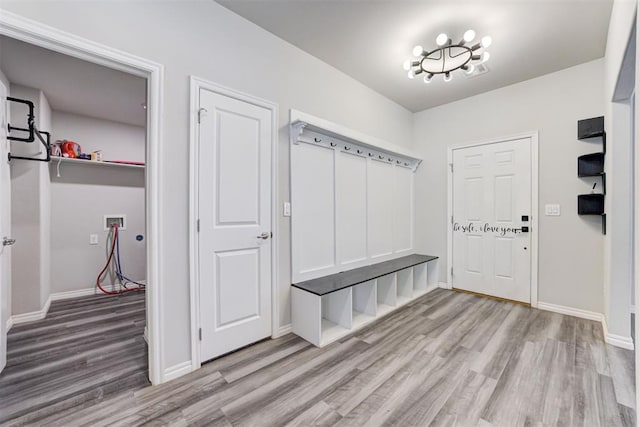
[463,29,475,43]
[423,74,432,84]
[443,72,452,82]
[403,60,412,71]
[436,33,448,46]
[412,45,423,57]
[408,69,415,79]
[465,64,475,74]
[482,51,490,63]
[481,35,492,48]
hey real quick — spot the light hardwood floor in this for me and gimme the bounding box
[1,288,635,426]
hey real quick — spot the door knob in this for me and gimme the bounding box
[257,232,271,240]
[2,237,16,246]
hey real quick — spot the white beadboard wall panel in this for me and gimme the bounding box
[393,165,413,254]
[290,142,336,279]
[335,151,368,269]
[367,159,395,261]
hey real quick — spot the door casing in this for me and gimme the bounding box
[189,76,279,369]
[0,11,165,384]
[446,132,539,308]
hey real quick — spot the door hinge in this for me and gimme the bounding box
[449,163,453,172]
[196,219,200,232]
[199,328,202,341]
[451,266,454,276]
[451,216,454,225]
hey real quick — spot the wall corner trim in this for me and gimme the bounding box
[6,316,13,332]
[10,296,52,326]
[274,324,293,338]
[602,318,635,350]
[162,361,193,383]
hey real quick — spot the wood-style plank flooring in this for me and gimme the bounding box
[0,292,149,425]
[1,288,636,426]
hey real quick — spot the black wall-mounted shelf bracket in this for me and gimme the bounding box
[6,96,51,163]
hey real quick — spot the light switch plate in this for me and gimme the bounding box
[90,234,99,245]
[545,204,561,216]
[283,202,291,217]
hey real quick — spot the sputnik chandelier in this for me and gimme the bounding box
[403,30,492,83]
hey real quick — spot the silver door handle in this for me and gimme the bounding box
[257,232,271,240]
[2,237,16,246]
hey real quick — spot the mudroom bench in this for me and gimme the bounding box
[291,254,439,347]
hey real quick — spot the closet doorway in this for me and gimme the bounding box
[0,16,162,420]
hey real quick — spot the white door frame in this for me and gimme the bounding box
[446,131,539,307]
[0,12,166,384]
[188,76,279,369]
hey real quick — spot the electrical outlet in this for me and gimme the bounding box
[545,204,561,216]
[283,202,291,217]
[90,234,99,245]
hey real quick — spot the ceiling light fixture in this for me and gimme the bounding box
[404,29,491,83]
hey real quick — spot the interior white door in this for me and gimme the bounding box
[198,87,272,362]
[452,138,531,303]
[0,81,10,372]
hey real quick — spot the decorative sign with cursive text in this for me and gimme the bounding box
[453,222,522,236]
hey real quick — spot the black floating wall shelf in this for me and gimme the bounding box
[576,116,606,235]
[577,194,604,215]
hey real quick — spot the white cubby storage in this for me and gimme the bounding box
[292,255,439,347]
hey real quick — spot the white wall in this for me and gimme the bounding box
[0,1,414,371]
[0,67,11,330]
[9,84,51,315]
[413,59,605,313]
[50,111,145,294]
[603,0,636,343]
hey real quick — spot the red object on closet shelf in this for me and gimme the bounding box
[61,140,81,158]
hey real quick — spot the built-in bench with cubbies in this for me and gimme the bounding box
[291,254,439,347]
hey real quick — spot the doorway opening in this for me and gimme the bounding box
[0,21,161,421]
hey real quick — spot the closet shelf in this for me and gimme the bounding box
[50,157,145,170]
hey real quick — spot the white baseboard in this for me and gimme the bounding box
[50,284,125,301]
[10,296,52,326]
[538,301,634,351]
[537,301,604,322]
[602,318,635,350]
[438,281,452,290]
[273,324,292,338]
[143,326,148,344]
[9,284,131,327]
[163,361,193,382]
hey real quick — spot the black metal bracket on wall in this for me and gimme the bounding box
[6,96,51,163]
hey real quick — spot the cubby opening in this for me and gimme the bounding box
[321,288,352,343]
[352,280,376,328]
[413,263,428,297]
[396,268,413,306]
[376,273,397,316]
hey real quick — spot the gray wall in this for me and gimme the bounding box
[50,111,145,294]
[0,1,414,369]
[413,59,605,313]
[9,84,51,315]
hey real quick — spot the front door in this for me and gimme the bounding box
[0,80,10,372]
[452,137,532,303]
[197,86,273,362]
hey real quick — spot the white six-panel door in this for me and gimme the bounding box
[197,87,273,362]
[0,81,9,372]
[452,138,531,303]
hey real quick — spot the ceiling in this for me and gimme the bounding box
[0,36,147,127]
[216,0,613,112]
